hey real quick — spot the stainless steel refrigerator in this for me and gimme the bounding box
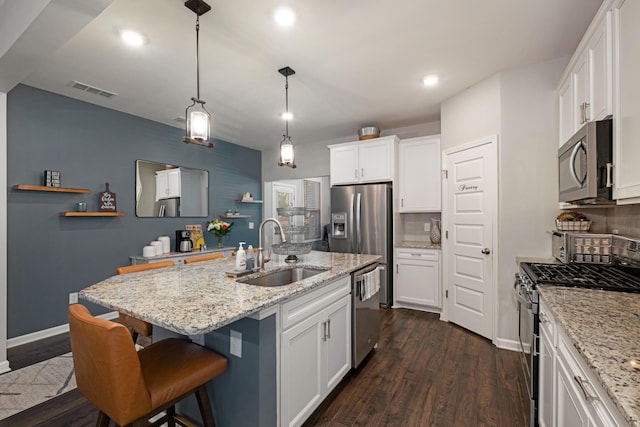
[330,183,393,307]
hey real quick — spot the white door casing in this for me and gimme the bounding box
[442,136,497,341]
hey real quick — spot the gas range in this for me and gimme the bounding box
[520,262,640,293]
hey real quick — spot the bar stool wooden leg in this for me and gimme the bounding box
[166,406,176,427]
[96,410,110,427]
[195,385,216,427]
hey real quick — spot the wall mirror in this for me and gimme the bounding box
[135,159,208,217]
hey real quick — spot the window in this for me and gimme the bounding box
[303,179,321,241]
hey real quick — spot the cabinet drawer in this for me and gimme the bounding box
[558,328,627,426]
[395,248,439,261]
[281,275,350,330]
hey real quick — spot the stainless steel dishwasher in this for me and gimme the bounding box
[352,263,381,368]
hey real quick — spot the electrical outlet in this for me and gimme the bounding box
[248,222,254,229]
[424,222,431,232]
[69,292,78,305]
[230,330,242,357]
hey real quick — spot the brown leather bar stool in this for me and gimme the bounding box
[116,261,174,343]
[183,253,224,264]
[69,304,227,427]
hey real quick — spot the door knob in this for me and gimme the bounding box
[481,248,491,255]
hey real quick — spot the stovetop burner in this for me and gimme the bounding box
[521,262,640,293]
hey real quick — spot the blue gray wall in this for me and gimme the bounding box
[175,315,277,427]
[7,84,262,338]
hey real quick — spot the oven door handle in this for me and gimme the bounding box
[513,278,533,310]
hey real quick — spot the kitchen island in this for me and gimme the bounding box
[538,286,640,426]
[80,251,380,427]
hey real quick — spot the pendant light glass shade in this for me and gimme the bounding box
[183,2,214,149]
[185,99,211,142]
[277,66,297,168]
[279,136,295,166]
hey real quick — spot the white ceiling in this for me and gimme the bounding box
[11,0,603,150]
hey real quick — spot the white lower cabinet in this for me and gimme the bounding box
[394,248,440,310]
[539,299,627,427]
[280,277,351,427]
[556,349,595,427]
[538,302,556,427]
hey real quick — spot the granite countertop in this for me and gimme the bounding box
[538,286,640,426]
[395,241,441,250]
[81,251,380,336]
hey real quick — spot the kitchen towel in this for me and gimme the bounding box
[360,267,380,301]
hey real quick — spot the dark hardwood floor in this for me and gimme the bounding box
[304,309,528,427]
[1,309,528,427]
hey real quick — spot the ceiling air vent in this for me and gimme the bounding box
[69,81,117,99]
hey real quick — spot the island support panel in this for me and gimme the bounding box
[156,314,277,427]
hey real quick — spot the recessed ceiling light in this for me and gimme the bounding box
[281,112,293,120]
[120,29,146,47]
[422,75,439,87]
[274,7,296,27]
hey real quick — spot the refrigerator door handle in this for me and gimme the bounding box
[356,192,362,254]
[349,193,355,253]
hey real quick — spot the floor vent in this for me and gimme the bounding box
[69,81,117,99]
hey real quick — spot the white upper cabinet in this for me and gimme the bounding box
[558,77,575,146]
[613,0,640,203]
[155,168,181,200]
[557,8,613,146]
[328,135,398,186]
[398,136,441,212]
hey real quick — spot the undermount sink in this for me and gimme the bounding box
[239,267,328,287]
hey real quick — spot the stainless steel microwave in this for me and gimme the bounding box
[558,119,613,203]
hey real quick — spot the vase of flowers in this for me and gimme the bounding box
[207,218,234,247]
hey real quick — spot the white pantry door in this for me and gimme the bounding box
[444,138,496,340]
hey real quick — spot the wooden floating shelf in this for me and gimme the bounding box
[235,199,263,204]
[14,184,91,194]
[61,212,125,217]
[221,214,250,219]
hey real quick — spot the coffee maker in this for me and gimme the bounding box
[176,230,193,252]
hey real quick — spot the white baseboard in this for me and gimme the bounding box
[494,336,528,353]
[7,311,118,349]
[0,360,10,374]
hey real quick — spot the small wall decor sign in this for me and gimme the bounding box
[43,170,61,187]
[99,183,117,212]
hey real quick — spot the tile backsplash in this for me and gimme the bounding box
[606,204,640,238]
[395,212,441,242]
[562,204,640,238]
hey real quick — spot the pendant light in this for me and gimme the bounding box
[278,66,297,168]
[183,0,214,148]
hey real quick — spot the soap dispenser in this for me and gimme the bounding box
[235,242,246,270]
[246,245,255,270]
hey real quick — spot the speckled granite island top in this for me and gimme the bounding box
[538,286,640,426]
[80,251,380,337]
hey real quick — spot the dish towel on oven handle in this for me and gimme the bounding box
[360,267,380,301]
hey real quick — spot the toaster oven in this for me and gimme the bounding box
[552,231,612,264]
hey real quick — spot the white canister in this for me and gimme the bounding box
[158,236,171,253]
[150,240,163,256]
[142,245,156,258]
